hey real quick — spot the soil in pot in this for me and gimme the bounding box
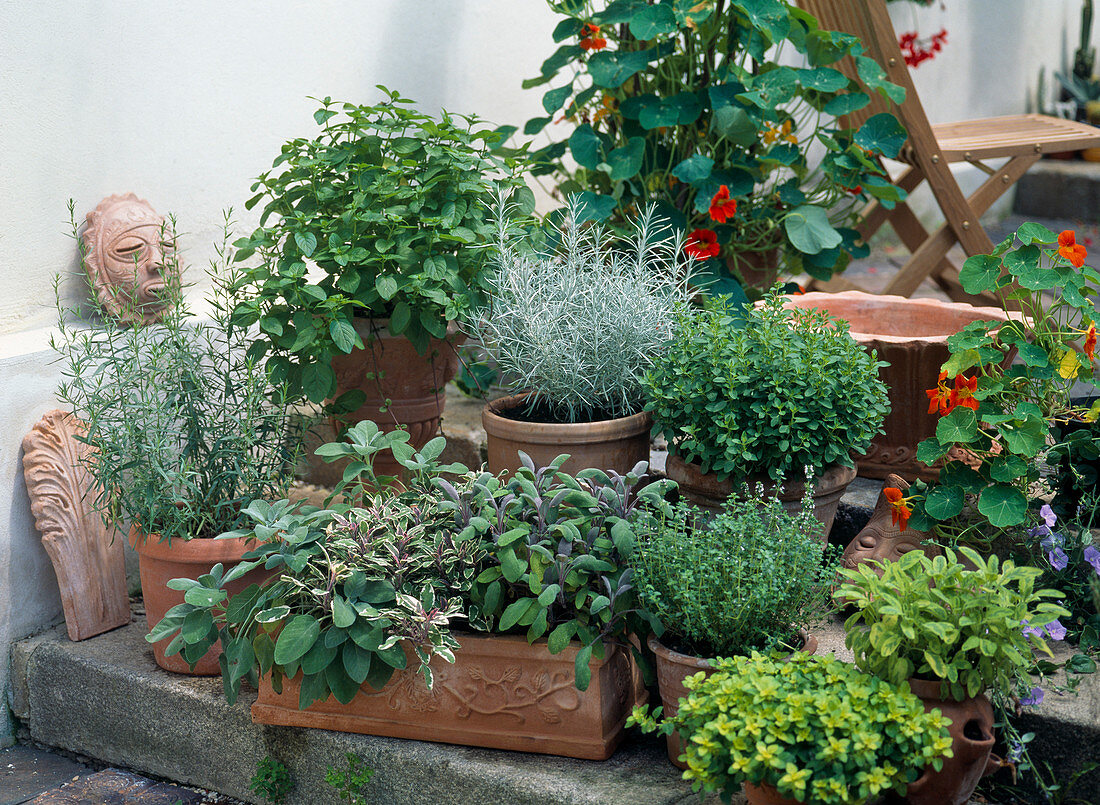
[131,528,273,675]
[650,632,818,769]
[898,678,999,805]
[665,452,855,538]
[483,392,651,477]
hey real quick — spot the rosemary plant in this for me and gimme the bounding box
[53,209,303,543]
[468,192,694,423]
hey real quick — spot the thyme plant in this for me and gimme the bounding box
[468,193,694,422]
[53,210,302,543]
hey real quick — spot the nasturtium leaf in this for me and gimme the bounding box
[572,191,617,223]
[989,454,1027,483]
[936,407,979,444]
[940,348,982,377]
[924,485,964,520]
[274,614,320,666]
[977,484,1029,527]
[630,3,677,38]
[1016,221,1058,245]
[672,154,715,185]
[999,416,1047,458]
[606,137,646,181]
[855,56,906,104]
[797,67,848,91]
[784,205,843,255]
[597,0,649,25]
[712,105,757,146]
[542,82,573,114]
[733,0,789,43]
[1058,348,1084,379]
[915,437,950,468]
[569,124,603,170]
[824,92,870,117]
[855,113,908,159]
[805,29,853,66]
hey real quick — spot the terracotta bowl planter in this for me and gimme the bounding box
[665,453,855,538]
[130,528,273,675]
[742,783,802,805]
[329,318,463,478]
[903,678,999,805]
[483,392,651,477]
[252,632,634,760]
[649,632,818,769]
[783,292,1009,481]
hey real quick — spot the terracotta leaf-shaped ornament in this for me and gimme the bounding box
[22,410,130,640]
[841,474,942,571]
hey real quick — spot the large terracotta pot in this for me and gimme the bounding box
[252,632,634,760]
[903,678,999,805]
[649,632,818,769]
[783,292,1009,481]
[329,318,462,478]
[130,528,272,675]
[483,392,651,477]
[742,783,801,805]
[665,452,855,538]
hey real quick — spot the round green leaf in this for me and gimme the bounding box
[671,154,715,185]
[784,205,842,255]
[924,485,964,520]
[606,137,645,182]
[936,407,978,444]
[977,484,1028,527]
[274,614,321,667]
[958,254,1001,295]
[855,113,908,159]
[569,124,603,170]
[630,3,677,38]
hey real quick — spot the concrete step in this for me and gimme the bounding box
[1013,158,1100,223]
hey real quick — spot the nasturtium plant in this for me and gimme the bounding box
[838,547,1069,702]
[231,87,533,407]
[509,0,908,289]
[629,653,953,804]
[901,224,1099,541]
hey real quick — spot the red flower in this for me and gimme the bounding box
[884,487,912,531]
[1085,323,1097,362]
[708,185,738,224]
[579,22,607,51]
[951,374,979,412]
[899,28,948,68]
[684,228,720,260]
[1059,230,1088,268]
[926,371,952,415]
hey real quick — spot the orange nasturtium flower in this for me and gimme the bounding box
[1081,322,1098,362]
[883,487,913,531]
[762,119,798,146]
[684,228,720,260]
[951,374,979,412]
[579,23,607,51]
[709,185,738,223]
[925,371,952,415]
[1058,230,1088,268]
[925,372,979,416]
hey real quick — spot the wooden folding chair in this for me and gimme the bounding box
[798,0,1100,302]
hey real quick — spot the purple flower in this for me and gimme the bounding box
[1021,620,1043,639]
[1028,505,1060,541]
[1020,687,1044,707]
[1085,545,1100,576]
[1007,740,1025,764]
[1048,547,1069,571]
[1040,504,1057,528]
[1046,619,1067,641]
[1040,531,1065,551]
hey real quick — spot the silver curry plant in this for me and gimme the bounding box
[468,190,695,422]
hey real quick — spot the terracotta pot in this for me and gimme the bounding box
[329,318,463,478]
[665,453,855,538]
[742,783,801,805]
[903,678,999,805]
[726,249,781,290]
[782,292,1009,482]
[649,632,818,769]
[130,527,273,675]
[483,392,652,477]
[252,632,634,760]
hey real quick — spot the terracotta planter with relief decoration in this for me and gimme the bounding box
[783,292,1009,481]
[251,632,634,760]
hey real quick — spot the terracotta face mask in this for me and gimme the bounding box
[842,473,941,570]
[81,194,179,326]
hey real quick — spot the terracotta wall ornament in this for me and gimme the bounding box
[22,410,130,641]
[842,474,942,570]
[81,194,179,326]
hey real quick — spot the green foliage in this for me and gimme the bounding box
[629,653,953,804]
[466,453,675,690]
[467,192,695,422]
[324,753,374,805]
[838,548,1069,701]
[53,208,302,544]
[631,488,833,657]
[512,1,907,287]
[906,224,1099,543]
[249,757,293,805]
[643,289,889,481]
[149,421,674,701]
[231,87,532,406]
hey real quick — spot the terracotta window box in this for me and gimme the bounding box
[251,632,634,760]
